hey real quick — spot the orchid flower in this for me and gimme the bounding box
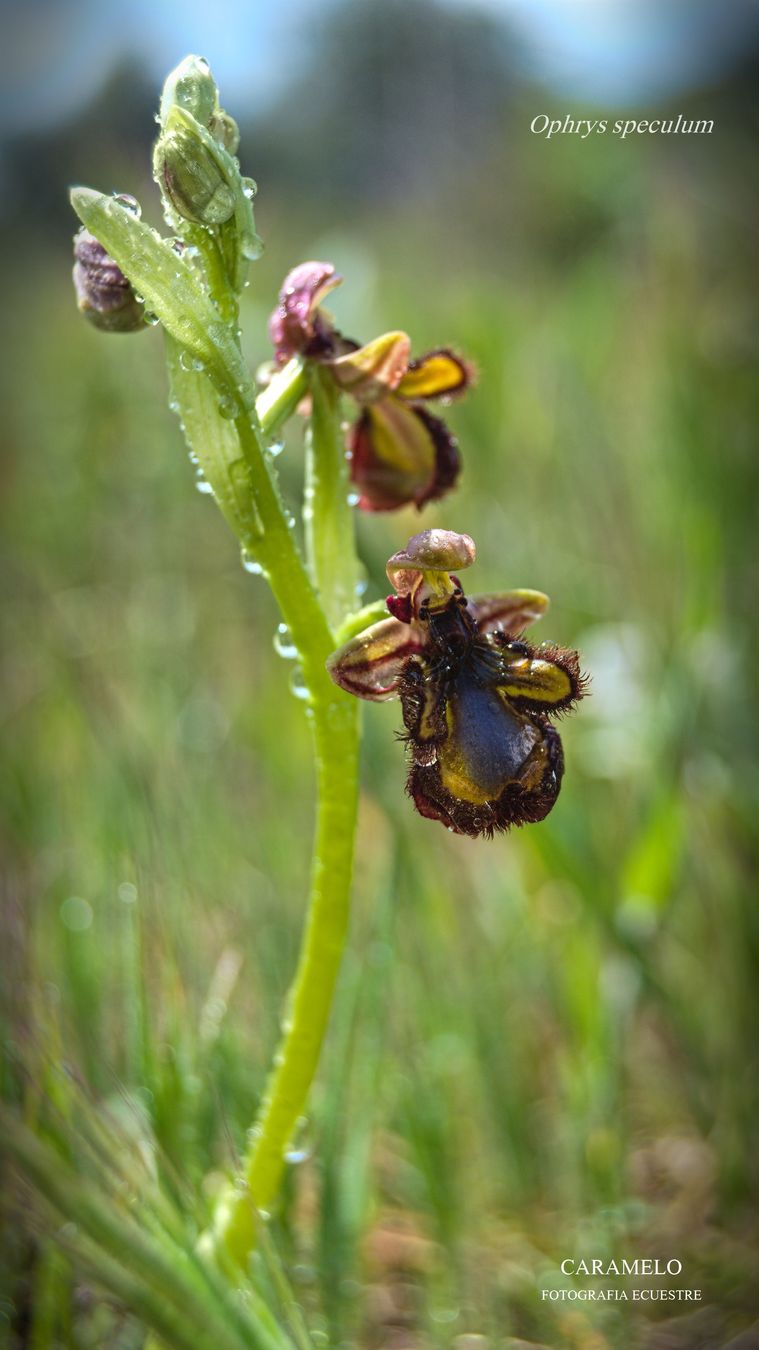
[268,262,473,511]
[328,530,586,837]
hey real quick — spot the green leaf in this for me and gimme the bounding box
[70,188,255,410]
[166,334,264,551]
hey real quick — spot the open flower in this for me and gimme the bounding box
[268,262,473,511]
[327,530,586,838]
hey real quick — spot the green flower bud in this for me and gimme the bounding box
[153,108,236,225]
[72,227,146,333]
[209,109,240,154]
[159,55,217,128]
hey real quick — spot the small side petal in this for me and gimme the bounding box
[327,617,425,701]
[331,331,411,402]
[469,590,549,636]
[396,348,474,401]
[489,638,585,713]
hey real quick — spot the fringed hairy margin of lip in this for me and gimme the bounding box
[405,723,565,839]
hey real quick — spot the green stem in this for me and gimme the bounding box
[258,358,309,438]
[211,694,360,1264]
[304,367,359,628]
[185,372,363,1270]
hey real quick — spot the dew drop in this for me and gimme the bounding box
[144,311,159,326]
[285,1147,309,1166]
[217,394,236,419]
[113,192,141,217]
[179,350,194,372]
[289,667,310,701]
[195,476,214,495]
[347,491,360,507]
[273,624,297,660]
[241,177,258,200]
[240,548,263,576]
[240,234,264,262]
[268,440,284,458]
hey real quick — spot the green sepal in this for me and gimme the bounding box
[69,188,255,409]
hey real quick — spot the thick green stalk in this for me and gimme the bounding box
[212,372,363,1266]
[305,366,359,628]
[211,694,360,1263]
[257,358,309,437]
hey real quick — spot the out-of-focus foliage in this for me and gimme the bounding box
[2,3,759,1346]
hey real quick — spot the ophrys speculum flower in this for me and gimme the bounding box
[268,261,473,511]
[328,530,586,837]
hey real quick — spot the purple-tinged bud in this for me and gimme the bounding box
[72,227,146,333]
[268,261,342,363]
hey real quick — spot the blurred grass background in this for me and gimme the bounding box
[2,2,759,1346]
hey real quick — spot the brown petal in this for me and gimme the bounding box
[468,590,549,636]
[326,617,425,701]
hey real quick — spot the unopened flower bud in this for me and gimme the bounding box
[154,110,236,225]
[159,55,218,129]
[72,227,146,333]
[209,109,240,154]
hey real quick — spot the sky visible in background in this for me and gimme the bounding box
[3,0,759,138]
